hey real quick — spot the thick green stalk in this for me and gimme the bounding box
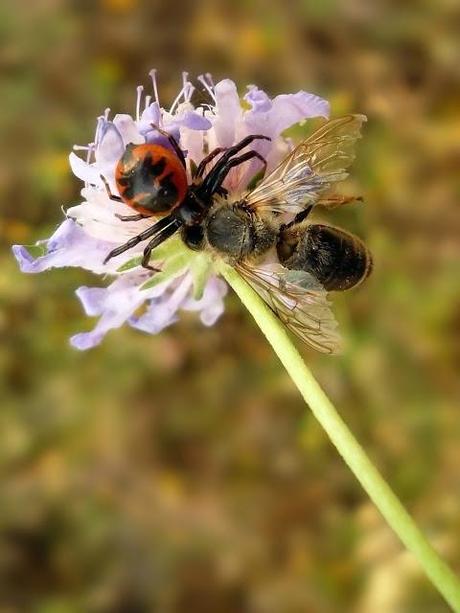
[219,262,460,611]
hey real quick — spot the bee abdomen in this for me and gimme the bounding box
[278,223,372,291]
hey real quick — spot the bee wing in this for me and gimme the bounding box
[245,114,366,214]
[236,262,342,354]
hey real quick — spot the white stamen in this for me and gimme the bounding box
[149,69,160,105]
[144,94,152,110]
[198,75,216,102]
[185,82,195,103]
[183,71,195,103]
[94,118,103,148]
[94,108,111,148]
[182,71,189,90]
[136,85,143,121]
[169,83,187,114]
[204,72,215,88]
[86,143,95,165]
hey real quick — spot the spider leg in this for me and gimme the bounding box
[141,221,181,270]
[100,174,123,202]
[200,150,267,198]
[103,214,180,264]
[201,134,270,190]
[194,147,227,179]
[150,123,186,168]
[217,134,270,164]
[115,213,149,222]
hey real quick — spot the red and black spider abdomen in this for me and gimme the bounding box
[115,143,188,216]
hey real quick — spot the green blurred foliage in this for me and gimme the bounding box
[1,0,459,611]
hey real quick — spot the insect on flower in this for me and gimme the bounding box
[102,115,372,353]
[13,71,371,352]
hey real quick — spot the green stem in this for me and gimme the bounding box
[219,262,460,611]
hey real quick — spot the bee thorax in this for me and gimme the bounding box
[205,204,276,261]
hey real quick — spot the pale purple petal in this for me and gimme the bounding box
[12,219,120,274]
[173,110,212,131]
[270,91,330,131]
[244,86,272,112]
[113,114,144,146]
[71,274,149,350]
[129,273,193,334]
[244,89,330,142]
[69,152,103,186]
[143,125,181,148]
[67,188,153,244]
[182,277,228,326]
[180,126,205,170]
[95,121,125,164]
[140,102,210,142]
[71,331,106,351]
[211,79,242,147]
[227,89,330,191]
[138,104,163,142]
[75,286,107,316]
[140,101,161,125]
[70,270,193,350]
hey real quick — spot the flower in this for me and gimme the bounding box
[13,71,330,349]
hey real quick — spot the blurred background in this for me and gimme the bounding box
[1,0,459,611]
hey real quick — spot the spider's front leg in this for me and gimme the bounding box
[100,174,123,203]
[194,147,227,179]
[115,213,149,222]
[201,150,267,198]
[103,214,180,266]
[150,123,186,169]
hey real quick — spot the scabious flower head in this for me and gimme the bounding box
[13,71,330,349]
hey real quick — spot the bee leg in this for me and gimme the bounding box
[100,174,123,202]
[317,195,363,209]
[280,205,314,230]
[194,147,227,178]
[201,150,267,197]
[150,123,186,169]
[103,214,179,264]
[115,213,149,222]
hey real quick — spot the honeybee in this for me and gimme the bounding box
[103,115,372,353]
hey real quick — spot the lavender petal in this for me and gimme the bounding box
[113,114,144,147]
[129,274,193,334]
[95,121,125,164]
[244,86,272,113]
[68,152,103,186]
[212,79,242,147]
[12,219,120,274]
[181,276,227,328]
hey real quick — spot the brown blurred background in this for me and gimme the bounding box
[1,0,459,611]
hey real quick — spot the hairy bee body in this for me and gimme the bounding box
[277,222,373,291]
[199,199,372,293]
[196,198,278,263]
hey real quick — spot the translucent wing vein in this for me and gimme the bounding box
[236,262,341,353]
[245,114,366,214]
